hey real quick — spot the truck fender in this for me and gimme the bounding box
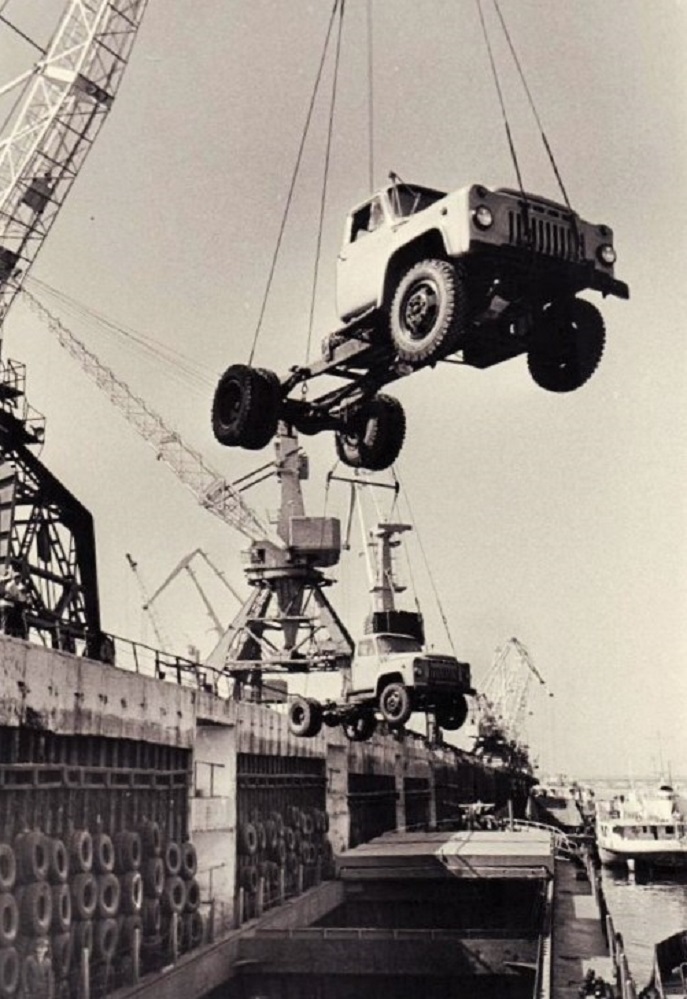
[380,229,449,311]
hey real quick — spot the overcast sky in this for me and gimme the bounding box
[2,0,687,778]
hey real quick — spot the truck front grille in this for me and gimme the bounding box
[427,661,461,684]
[507,207,584,261]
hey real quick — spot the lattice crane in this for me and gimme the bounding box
[0,2,149,651]
[0,0,149,337]
[473,637,546,770]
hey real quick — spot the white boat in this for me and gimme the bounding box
[596,783,687,870]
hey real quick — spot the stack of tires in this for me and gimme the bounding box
[150,833,202,962]
[236,806,334,921]
[0,825,204,997]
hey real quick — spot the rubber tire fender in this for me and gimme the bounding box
[0,947,18,997]
[162,876,186,916]
[47,838,69,884]
[120,871,143,915]
[114,831,142,873]
[92,833,114,874]
[0,893,18,947]
[0,846,15,894]
[19,881,52,936]
[50,883,71,933]
[164,840,182,876]
[238,823,258,858]
[184,879,200,914]
[389,258,466,364]
[180,842,198,880]
[140,820,162,858]
[69,830,93,875]
[70,873,97,921]
[378,682,412,726]
[93,917,119,963]
[14,832,48,884]
[96,873,121,919]
[142,857,165,898]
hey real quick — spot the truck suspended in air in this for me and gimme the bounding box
[211,174,629,471]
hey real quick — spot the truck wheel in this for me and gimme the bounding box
[211,364,280,448]
[342,712,376,742]
[378,683,412,726]
[527,298,605,392]
[389,259,466,365]
[435,695,469,731]
[334,394,406,471]
[288,697,323,738]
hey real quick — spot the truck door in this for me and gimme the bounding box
[336,196,389,320]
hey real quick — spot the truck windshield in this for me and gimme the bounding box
[376,635,422,654]
[387,185,445,219]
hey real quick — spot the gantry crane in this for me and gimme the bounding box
[0,2,149,652]
[472,637,547,771]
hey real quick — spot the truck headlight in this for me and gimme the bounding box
[597,244,616,266]
[473,205,494,230]
[413,659,427,679]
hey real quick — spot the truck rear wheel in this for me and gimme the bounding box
[335,394,406,471]
[389,259,466,365]
[527,298,605,392]
[378,683,412,727]
[212,364,281,449]
[288,697,323,738]
[342,712,376,743]
[435,695,469,731]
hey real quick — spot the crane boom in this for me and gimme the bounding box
[24,290,280,547]
[0,0,150,337]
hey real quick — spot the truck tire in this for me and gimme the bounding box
[389,259,465,364]
[527,298,605,392]
[435,694,469,731]
[335,394,405,471]
[342,712,376,742]
[211,364,280,449]
[288,697,323,738]
[378,683,412,726]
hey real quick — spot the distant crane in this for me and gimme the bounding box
[473,637,548,771]
[125,553,170,652]
[145,548,244,642]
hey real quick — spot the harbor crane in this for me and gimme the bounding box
[472,637,548,772]
[23,291,354,693]
[0,1,149,652]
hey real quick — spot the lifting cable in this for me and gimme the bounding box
[26,278,214,392]
[248,0,341,367]
[305,0,345,366]
[366,0,374,192]
[475,0,526,198]
[0,12,46,55]
[492,0,572,210]
[395,470,458,659]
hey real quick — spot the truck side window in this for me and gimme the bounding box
[357,639,373,657]
[350,198,384,242]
